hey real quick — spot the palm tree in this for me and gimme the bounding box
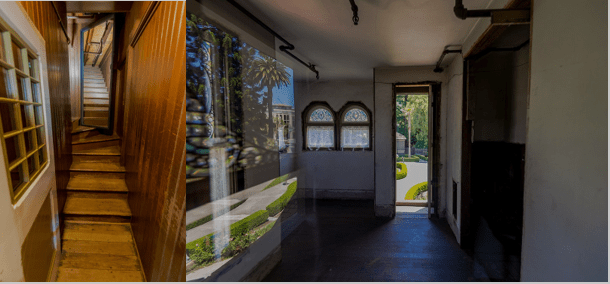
[251,55,290,136]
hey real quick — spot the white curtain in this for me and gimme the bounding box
[341,126,369,148]
[307,126,334,149]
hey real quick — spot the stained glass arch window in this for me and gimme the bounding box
[304,104,335,150]
[339,104,371,150]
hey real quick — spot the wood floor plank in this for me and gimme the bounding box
[63,222,133,243]
[57,268,144,282]
[59,252,140,271]
[67,175,128,192]
[62,240,136,256]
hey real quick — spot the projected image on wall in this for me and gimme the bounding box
[185,12,298,276]
[186,13,295,182]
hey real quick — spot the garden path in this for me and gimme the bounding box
[186,177,296,244]
[396,161,428,201]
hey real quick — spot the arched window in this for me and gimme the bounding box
[303,104,335,150]
[339,104,371,150]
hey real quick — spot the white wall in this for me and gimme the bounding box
[295,80,375,199]
[0,2,59,281]
[521,0,608,281]
[442,58,463,240]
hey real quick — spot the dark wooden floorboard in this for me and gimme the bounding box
[263,199,477,282]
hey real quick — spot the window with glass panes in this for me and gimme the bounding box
[0,23,47,203]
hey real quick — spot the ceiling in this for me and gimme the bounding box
[235,0,494,80]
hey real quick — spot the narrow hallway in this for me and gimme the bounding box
[56,127,144,281]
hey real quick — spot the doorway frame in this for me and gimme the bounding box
[79,13,117,134]
[392,82,441,219]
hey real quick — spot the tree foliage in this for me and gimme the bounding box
[396,95,428,149]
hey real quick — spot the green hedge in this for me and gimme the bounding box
[263,174,289,191]
[396,163,408,180]
[185,199,247,231]
[399,155,420,162]
[231,210,269,237]
[405,181,428,200]
[266,181,297,216]
[187,181,298,264]
[186,215,213,231]
[416,155,428,161]
[186,209,269,254]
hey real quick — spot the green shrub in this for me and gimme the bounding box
[396,163,408,180]
[405,181,428,200]
[221,221,276,259]
[188,235,216,264]
[399,155,420,162]
[185,199,248,231]
[266,181,297,216]
[263,174,289,191]
[231,210,269,237]
[186,214,213,231]
[187,210,269,256]
[416,155,428,161]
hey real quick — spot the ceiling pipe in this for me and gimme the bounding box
[226,0,319,79]
[349,0,359,25]
[454,0,529,20]
[433,45,462,73]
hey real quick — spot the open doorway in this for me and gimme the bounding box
[394,85,430,215]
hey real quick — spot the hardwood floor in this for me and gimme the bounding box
[263,199,482,282]
[56,128,145,282]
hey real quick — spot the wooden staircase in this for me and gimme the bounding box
[56,126,145,282]
[82,66,110,127]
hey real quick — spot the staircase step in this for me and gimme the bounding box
[84,78,104,82]
[67,174,127,193]
[63,222,133,243]
[84,93,109,99]
[73,139,120,153]
[83,117,109,127]
[72,132,118,145]
[83,75,104,80]
[84,82,106,88]
[58,253,140,273]
[70,160,125,172]
[64,192,131,218]
[73,155,120,164]
[73,144,119,156]
[72,130,102,141]
[84,99,109,107]
[84,88,108,93]
[72,125,96,134]
[70,171,125,180]
[84,110,109,117]
[62,239,136,256]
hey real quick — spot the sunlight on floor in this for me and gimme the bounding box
[396,206,428,214]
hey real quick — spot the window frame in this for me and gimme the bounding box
[302,102,336,151]
[0,12,49,204]
[338,102,372,151]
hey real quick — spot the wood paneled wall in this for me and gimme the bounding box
[121,1,186,281]
[19,1,72,219]
[67,20,82,122]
